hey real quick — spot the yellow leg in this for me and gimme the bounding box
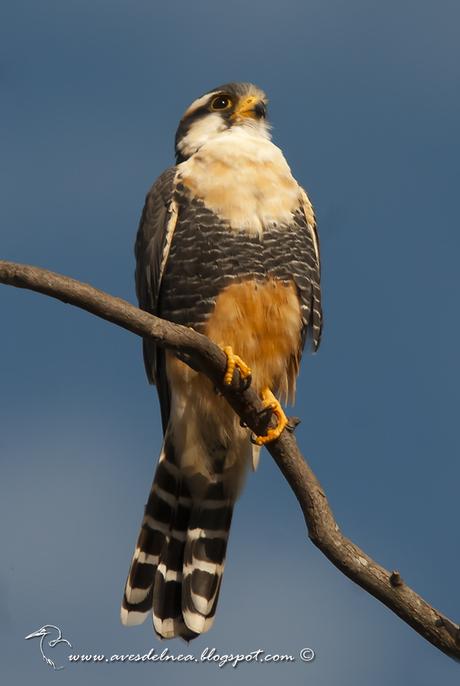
[253,388,288,446]
[222,346,252,386]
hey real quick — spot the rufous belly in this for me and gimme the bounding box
[164,278,301,485]
[205,278,302,404]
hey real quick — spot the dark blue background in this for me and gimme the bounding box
[1,1,459,683]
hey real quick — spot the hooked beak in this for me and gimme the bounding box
[232,95,266,121]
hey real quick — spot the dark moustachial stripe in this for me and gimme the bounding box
[175,82,266,164]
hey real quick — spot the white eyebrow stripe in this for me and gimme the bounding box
[183,92,217,118]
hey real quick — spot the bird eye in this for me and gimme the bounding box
[211,95,232,110]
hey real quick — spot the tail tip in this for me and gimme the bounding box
[120,603,149,627]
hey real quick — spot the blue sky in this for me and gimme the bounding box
[1,1,459,684]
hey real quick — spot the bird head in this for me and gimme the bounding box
[25,624,62,642]
[25,625,51,640]
[175,82,269,162]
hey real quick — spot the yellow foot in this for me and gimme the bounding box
[253,388,288,446]
[222,346,252,386]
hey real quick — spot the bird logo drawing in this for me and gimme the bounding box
[25,624,72,670]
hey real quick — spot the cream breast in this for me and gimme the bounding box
[178,127,301,236]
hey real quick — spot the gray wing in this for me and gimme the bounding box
[135,166,178,428]
[298,188,322,351]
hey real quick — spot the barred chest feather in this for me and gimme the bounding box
[158,125,319,402]
[178,127,302,236]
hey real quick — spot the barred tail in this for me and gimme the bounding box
[121,439,234,640]
[182,480,234,635]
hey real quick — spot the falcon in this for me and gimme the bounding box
[121,82,322,640]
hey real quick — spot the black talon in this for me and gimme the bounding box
[254,404,275,436]
[240,373,252,390]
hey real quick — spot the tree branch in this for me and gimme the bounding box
[1,258,459,659]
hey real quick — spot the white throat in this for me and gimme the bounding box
[177,116,271,161]
[178,125,300,236]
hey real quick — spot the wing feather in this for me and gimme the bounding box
[135,166,178,429]
[298,187,322,351]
